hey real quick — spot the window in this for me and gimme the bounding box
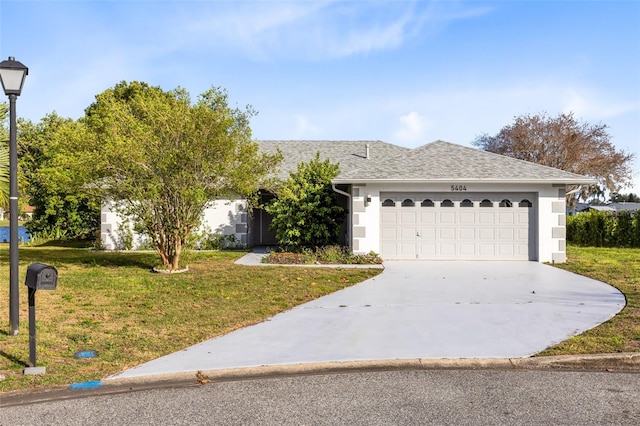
[421,199,434,207]
[461,199,473,207]
[401,199,415,207]
[441,199,454,207]
[480,199,493,207]
[499,199,513,207]
[382,199,395,207]
[519,199,533,207]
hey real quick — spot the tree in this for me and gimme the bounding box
[18,113,101,240]
[472,112,635,204]
[82,81,281,271]
[265,153,346,248]
[610,192,640,203]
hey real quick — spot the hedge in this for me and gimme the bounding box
[567,210,640,248]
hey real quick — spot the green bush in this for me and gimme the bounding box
[263,246,383,265]
[265,153,346,249]
[567,210,639,248]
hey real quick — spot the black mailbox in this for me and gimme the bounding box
[25,263,58,291]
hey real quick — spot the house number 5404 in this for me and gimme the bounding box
[451,185,467,191]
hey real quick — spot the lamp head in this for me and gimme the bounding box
[0,56,28,96]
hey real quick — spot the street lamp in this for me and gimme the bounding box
[0,56,28,336]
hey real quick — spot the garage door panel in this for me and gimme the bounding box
[440,212,455,223]
[459,212,476,224]
[498,212,516,224]
[478,228,495,240]
[478,212,495,224]
[498,244,515,255]
[420,212,436,223]
[400,211,417,224]
[459,228,475,240]
[478,244,495,256]
[380,192,536,260]
[459,243,476,256]
[419,243,437,256]
[497,228,514,240]
[381,211,398,224]
[400,227,416,239]
[517,212,530,223]
[380,227,397,239]
[440,228,455,240]
[400,243,417,257]
[439,243,455,256]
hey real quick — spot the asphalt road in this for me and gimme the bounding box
[2,369,639,425]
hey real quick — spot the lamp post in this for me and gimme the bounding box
[0,56,28,336]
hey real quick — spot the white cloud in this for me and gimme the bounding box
[293,114,321,139]
[562,89,638,120]
[394,112,428,145]
[178,1,491,61]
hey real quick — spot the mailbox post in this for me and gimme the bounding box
[24,263,57,375]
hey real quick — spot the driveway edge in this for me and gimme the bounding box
[2,354,638,407]
[103,352,640,387]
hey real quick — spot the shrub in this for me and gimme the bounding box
[567,210,639,248]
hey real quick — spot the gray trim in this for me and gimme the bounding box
[235,223,247,233]
[552,201,565,213]
[558,214,566,226]
[353,200,366,213]
[352,239,359,251]
[552,252,567,263]
[558,188,566,198]
[558,239,566,252]
[353,226,366,238]
[552,227,566,239]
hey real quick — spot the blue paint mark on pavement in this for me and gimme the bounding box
[74,350,99,359]
[70,380,103,390]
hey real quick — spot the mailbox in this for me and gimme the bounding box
[25,263,58,291]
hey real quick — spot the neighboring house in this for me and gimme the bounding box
[101,140,595,263]
[574,202,640,214]
[574,204,616,213]
[609,202,640,212]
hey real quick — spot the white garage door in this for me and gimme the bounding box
[380,192,536,260]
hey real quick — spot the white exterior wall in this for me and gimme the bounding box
[199,199,250,246]
[101,198,249,250]
[349,182,566,263]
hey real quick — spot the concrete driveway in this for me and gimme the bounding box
[107,261,624,381]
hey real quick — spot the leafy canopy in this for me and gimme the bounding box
[265,153,346,249]
[472,112,635,202]
[18,113,101,240]
[82,81,281,270]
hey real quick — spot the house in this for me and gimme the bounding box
[573,202,640,214]
[101,140,595,263]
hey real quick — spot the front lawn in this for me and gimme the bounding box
[0,246,381,392]
[541,245,640,355]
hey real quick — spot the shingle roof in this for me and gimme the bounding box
[256,140,409,180]
[256,140,595,184]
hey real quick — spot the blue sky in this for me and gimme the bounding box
[1,0,639,193]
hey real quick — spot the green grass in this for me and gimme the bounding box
[541,245,640,356]
[1,244,637,392]
[0,246,381,392]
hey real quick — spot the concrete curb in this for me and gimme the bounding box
[102,353,640,388]
[2,353,638,407]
